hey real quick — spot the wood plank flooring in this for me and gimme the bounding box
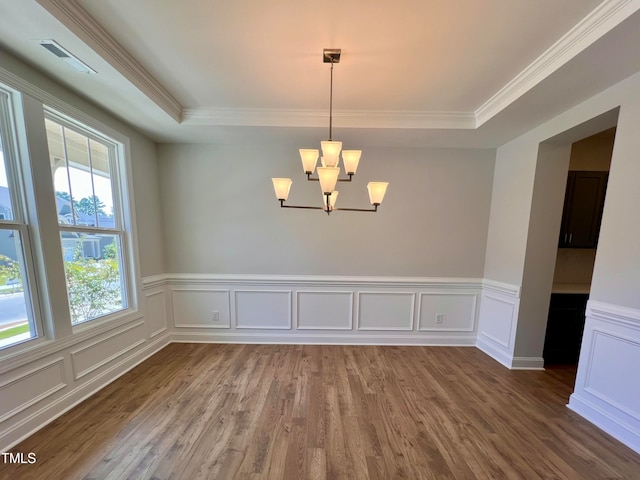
[2,344,640,479]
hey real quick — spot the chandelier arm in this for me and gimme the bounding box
[278,200,379,214]
[279,200,324,210]
[334,204,379,213]
[305,172,353,182]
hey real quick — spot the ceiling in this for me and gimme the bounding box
[0,0,639,148]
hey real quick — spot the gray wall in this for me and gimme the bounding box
[158,144,495,277]
[590,89,640,309]
[482,140,537,285]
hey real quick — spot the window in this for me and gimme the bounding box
[0,86,38,349]
[45,112,130,325]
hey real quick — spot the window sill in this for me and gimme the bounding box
[0,308,142,375]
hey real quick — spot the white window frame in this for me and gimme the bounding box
[44,107,137,328]
[0,84,43,350]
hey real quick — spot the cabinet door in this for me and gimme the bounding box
[543,294,588,365]
[559,171,608,248]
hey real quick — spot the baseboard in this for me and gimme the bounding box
[476,336,544,370]
[476,336,513,368]
[0,331,171,452]
[568,393,640,455]
[171,331,477,346]
[511,356,545,370]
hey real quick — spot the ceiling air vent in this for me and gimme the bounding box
[39,40,96,74]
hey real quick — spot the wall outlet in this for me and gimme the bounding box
[435,313,444,324]
[212,311,220,321]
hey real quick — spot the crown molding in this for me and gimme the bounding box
[36,0,183,123]
[475,0,640,127]
[182,107,476,130]
[33,0,640,133]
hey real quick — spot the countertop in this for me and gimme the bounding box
[551,283,591,294]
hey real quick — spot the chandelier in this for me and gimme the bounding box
[271,48,388,215]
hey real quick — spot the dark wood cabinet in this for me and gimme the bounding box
[543,294,588,365]
[559,171,608,248]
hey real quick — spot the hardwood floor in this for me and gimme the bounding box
[3,344,639,479]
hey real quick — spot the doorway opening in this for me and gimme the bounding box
[543,126,616,368]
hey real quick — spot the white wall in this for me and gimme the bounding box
[158,144,495,277]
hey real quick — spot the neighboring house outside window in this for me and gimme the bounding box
[0,86,39,349]
[0,78,137,351]
[45,112,131,326]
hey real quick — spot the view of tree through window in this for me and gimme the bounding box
[46,115,127,325]
[0,89,35,348]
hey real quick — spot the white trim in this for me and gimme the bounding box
[182,107,476,130]
[69,320,145,380]
[0,331,170,452]
[171,288,231,329]
[171,331,477,346]
[416,292,477,332]
[29,0,640,134]
[0,357,66,423]
[568,301,640,455]
[476,336,513,369]
[165,273,482,288]
[233,289,293,330]
[587,300,640,327]
[584,329,640,418]
[142,274,168,289]
[481,279,521,297]
[356,291,416,332]
[0,312,144,375]
[35,0,182,122]
[568,394,640,455]
[295,291,354,331]
[511,357,545,370]
[475,0,640,126]
[144,290,168,338]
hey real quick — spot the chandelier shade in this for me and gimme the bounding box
[320,141,342,168]
[272,178,293,201]
[270,48,388,215]
[299,149,319,174]
[317,167,340,194]
[342,150,362,175]
[367,182,389,205]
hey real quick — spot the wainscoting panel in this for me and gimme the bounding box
[145,289,169,338]
[476,281,520,368]
[0,358,66,424]
[568,301,640,454]
[357,292,415,331]
[166,274,482,344]
[235,290,292,330]
[172,288,231,329]
[297,291,353,330]
[70,320,147,380]
[418,293,477,332]
[0,275,171,452]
